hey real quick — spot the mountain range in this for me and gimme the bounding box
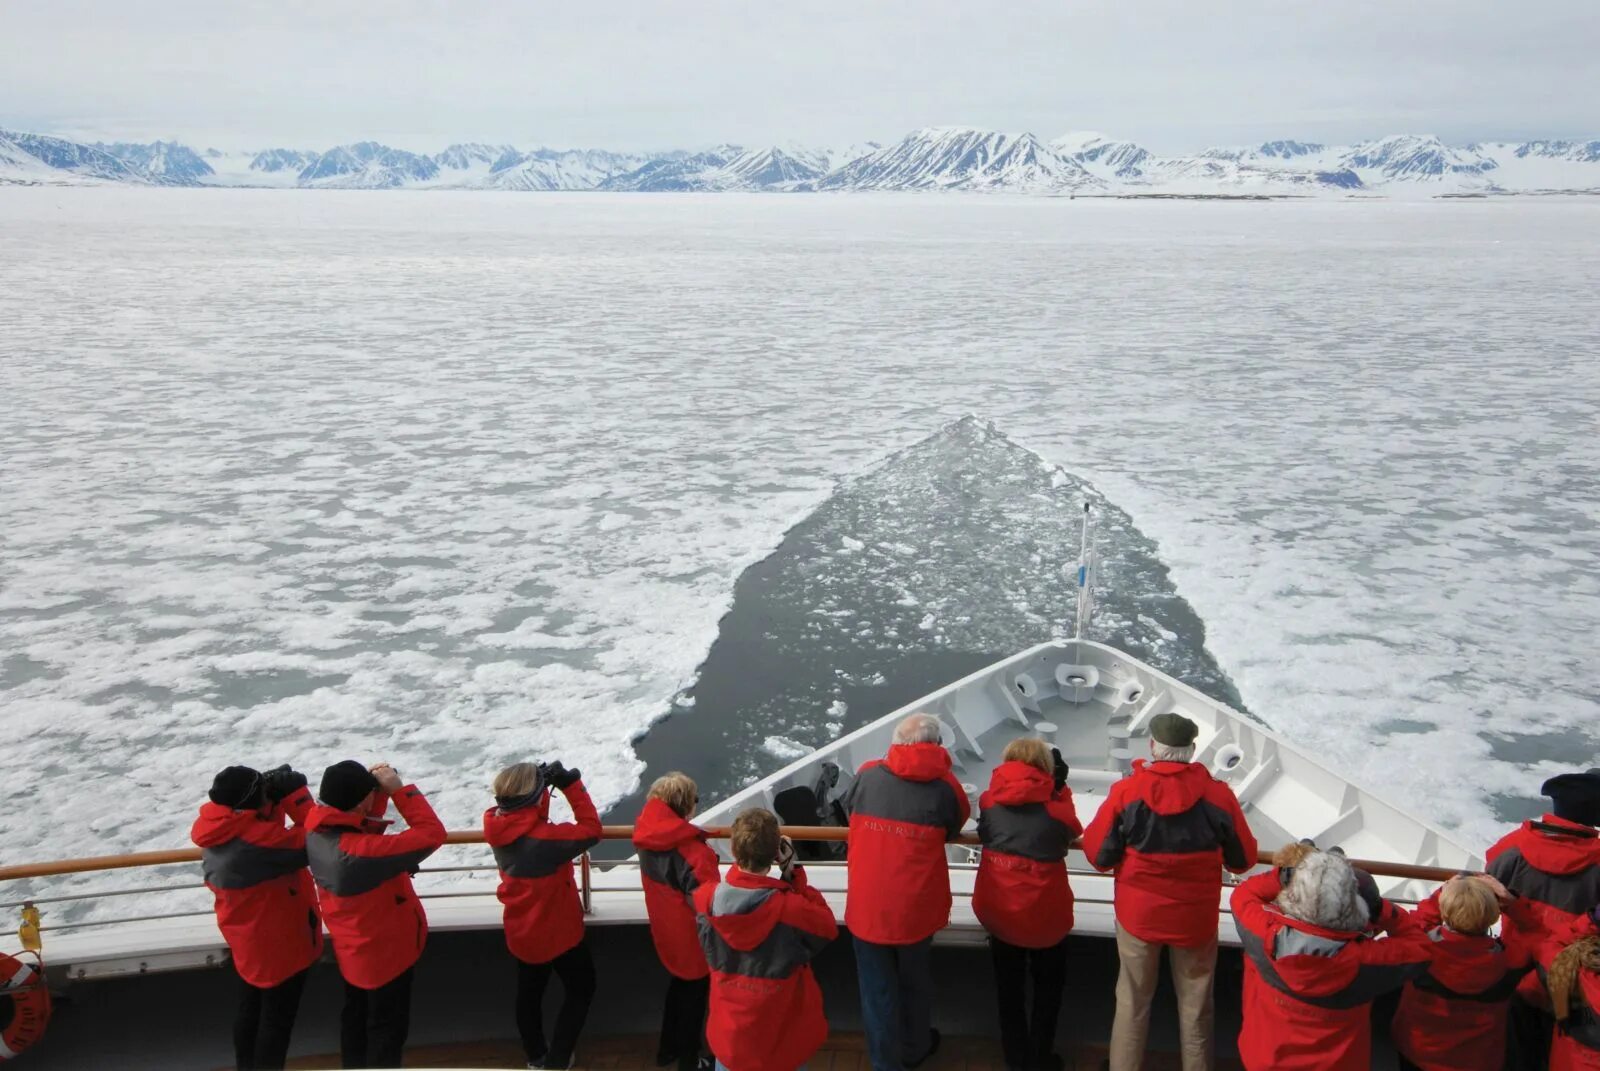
[3,125,1597,196]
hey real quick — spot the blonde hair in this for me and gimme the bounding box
[730,808,780,872]
[1002,737,1052,775]
[1550,936,1600,1021]
[1439,877,1500,936]
[493,762,542,799]
[648,772,699,818]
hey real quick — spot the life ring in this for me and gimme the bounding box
[0,952,50,1061]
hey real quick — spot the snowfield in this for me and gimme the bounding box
[1,189,1597,901]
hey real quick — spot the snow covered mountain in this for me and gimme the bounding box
[95,141,214,184]
[819,127,1101,192]
[3,126,1597,195]
[296,142,440,188]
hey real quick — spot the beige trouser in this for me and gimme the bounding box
[1108,923,1217,1071]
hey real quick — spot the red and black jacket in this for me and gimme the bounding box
[305,785,446,989]
[973,761,1082,949]
[694,866,838,1071]
[1539,915,1600,1071]
[484,779,602,965]
[1390,887,1539,1071]
[191,785,322,988]
[634,798,722,980]
[842,743,969,945]
[1080,759,1257,946]
[1487,814,1600,1004]
[1232,870,1433,1071]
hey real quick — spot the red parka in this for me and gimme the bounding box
[973,761,1082,949]
[1390,886,1540,1071]
[842,743,969,945]
[1081,759,1257,946]
[305,785,446,989]
[1487,814,1600,1004]
[1231,870,1433,1071]
[1540,915,1600,1071]
[484,779,602,965]
[694,866,837,1071]
[634,798,723,979]
[191,784,322,988]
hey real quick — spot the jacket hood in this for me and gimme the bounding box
[483,797,551,847]
[885,743,953,783]
[1131,758,1211,814]
[1514,815,1600,875]
[191,801,266,847]
[1425,928,1521,993]
[1263,910,1369,998]
[304,802,372,834]
[633,797,707,851]
[703,868,787,951]
[982,761,1054,808]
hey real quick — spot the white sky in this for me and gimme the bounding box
[3,0,1596,152]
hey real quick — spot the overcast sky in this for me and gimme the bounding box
[3,1,1596,152]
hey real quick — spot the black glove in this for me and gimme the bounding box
[262,765,308,803]
[1051,748,1069,792]
[1352,866,1384,925]
[545,762,581,790]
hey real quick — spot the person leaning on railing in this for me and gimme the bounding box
[634,772,722,1071]
[190,763,319,1071]
[972,738,1081,1071]
[485,759,602,1071]
[1231,842,1433,1071]
[304,760,446,1070]
[1541,901,1600,1070]
[1486,767,1600,1071]
[841,712,969,1071]
[1080,712,1257,1071]
[694,807,838,1071]
[1390,873,1540,1071]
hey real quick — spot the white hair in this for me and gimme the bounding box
[1150,740,1196,764]
[1275,850,1370,932]
[893,712,943,746]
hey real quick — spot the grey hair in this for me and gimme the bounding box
[893,712,943,746]
[1275,850,1370,932]
[1151,740,1196,764]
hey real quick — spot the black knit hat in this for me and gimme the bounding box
[320,760,379,812]
[1542,768,1600,827]
[209,766,264,809]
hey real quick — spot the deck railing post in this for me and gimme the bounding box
[580,853,592,916]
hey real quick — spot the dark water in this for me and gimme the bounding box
[603,418,1242,839]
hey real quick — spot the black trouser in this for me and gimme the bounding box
[988,935,1068,1070]
[517,941,597,1067]
[1505,994,1553,1071]
[658,974,710,1071]
[340,968,414,1069]
[232,966,309,1070]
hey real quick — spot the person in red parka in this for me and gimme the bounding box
[1541,906,1600,1070]
[842,712,969,1071]
[1487,768,1600,1070]
[1231,842,1433,1071]
[305,759,446,1070]
[192,764,321,1071]
[1080,712,1256,1071]
[1391,873,1540,1071]
[973,738,1082,1071]
[634,772,722,1071]
[695,807,838,1071]
[486,759,602,1070]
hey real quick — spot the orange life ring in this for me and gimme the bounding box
[0,952,49,1061]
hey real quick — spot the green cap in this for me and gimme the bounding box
[1150,712,1199,748]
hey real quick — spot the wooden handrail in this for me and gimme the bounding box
[0,825,1471,885]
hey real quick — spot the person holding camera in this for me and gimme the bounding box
[694,808,837,1071]
[485,759,602,1070]
[192,763,319,1070]
[306,759,446,1069]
